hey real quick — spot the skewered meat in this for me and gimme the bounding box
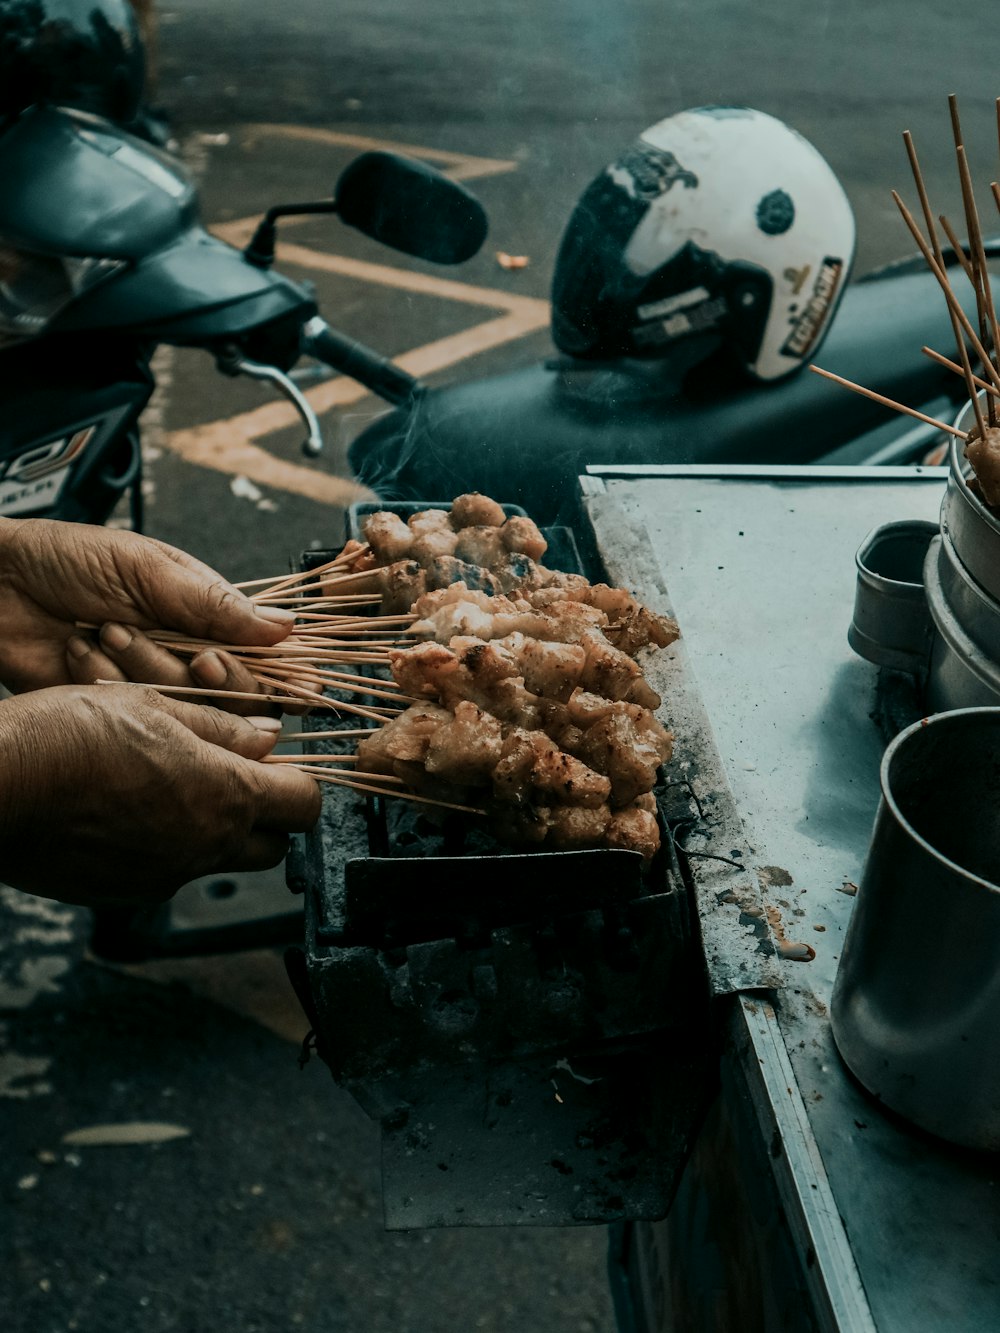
[411,528,459,564]
[424,701,503,784]
[355,703,451,772]
[349,491,677,863]
[450,492,506,528]
[965,427,1000,508]
[501,515,547,561]
[493,729,611,808]
[606,806,661,861]
[365,511,414,563]
[408,508,451,537]
[454,525,509,569]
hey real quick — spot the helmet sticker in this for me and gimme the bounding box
[607,144,698,201]
[631,294,728,347]
[780,257,844,358]
[756,190,795,236]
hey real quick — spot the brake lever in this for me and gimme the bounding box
[216,350,324,456]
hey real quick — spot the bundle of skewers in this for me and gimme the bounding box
[97,493,680,859]
[811,95,1000,506]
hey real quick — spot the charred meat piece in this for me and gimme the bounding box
[606,805,661,861]
[363,511,414,563]
[355,704,450,773]
[492,729,611,809]
[454,525,509,569]
[450,492,507,529]
[501,514,547,562]
[408,508,451,537]
[424,701,503,784]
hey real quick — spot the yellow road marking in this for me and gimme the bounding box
[162,306,549,481]
[162,135,544,502]
[163,426,376,507]
[211,224,548,318]
[243,123,518,181]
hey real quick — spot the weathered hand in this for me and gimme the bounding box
[0,684,321,905]
[0,518,294,696]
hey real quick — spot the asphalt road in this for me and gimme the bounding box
[6,4,1000,1331]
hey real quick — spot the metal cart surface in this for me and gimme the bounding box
[581,465,1000,1333]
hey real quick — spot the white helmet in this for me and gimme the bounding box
[551,106,856,381]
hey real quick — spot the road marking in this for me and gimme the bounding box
[162,239,550,495]
[162,306,548,484]
[243,123,518,181]
[162,135,544,502]
[161,428,377,507]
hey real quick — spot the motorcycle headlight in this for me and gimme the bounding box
[0,243,127,345]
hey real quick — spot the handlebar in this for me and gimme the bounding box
[302,316,420,408]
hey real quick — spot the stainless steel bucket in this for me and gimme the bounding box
[830,708,1000,1151]
[943,399,1000,603]
[924,532,1000,709]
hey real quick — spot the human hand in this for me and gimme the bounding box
[0,684,321,905]
[0,519,295,699]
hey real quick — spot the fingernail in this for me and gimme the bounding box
[100,623,132,653]
[254,605,296,626]
[66,635,91,660]
[246,716,283,733]
[191,650,227,687]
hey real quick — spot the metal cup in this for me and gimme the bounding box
[831,707,1000,1150]
[848,519,937,672]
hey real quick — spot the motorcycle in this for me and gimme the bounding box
[0,102,486,532]
[0,101,990,538]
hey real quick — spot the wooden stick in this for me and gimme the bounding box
[250,671,401,719]
[298,767,486,815]
[94,679,340,709]
[236,545,370,595]
[948,93,964,151]
[955,144,1000,422]
[266,753,365,764]
[892,190,1000,390]
[921,345,1000,399]
[251,579,360,602]
[937,214,974,281]
[902,130,986,432]
[252,664,412,706]
[808,365,967,438]
[274,729,379,741]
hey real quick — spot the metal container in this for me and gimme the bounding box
[924,531,1000,709]
[942,400,1000,603]
[831,708,1000,1151]
[848,519,937,671]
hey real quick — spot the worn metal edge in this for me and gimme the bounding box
[737,997,877,1333]
[585,463,948,482]
[581,485,783,995]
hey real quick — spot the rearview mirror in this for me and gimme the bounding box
[334,151,488,265]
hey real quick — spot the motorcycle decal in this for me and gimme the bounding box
[0,425,97,516]
[780,257,844,359]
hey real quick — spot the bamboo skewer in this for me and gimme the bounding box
[808,366,967,438]
[292,766,486,816]
[955,143,1000,423]
[235,545,370,595]
[902,130,987,434]
[938,214,974,282]
[274,729,378,742]
[892,190,1000,391]
[921,345,1000,399]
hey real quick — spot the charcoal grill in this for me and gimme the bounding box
[285,494,783,1228]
